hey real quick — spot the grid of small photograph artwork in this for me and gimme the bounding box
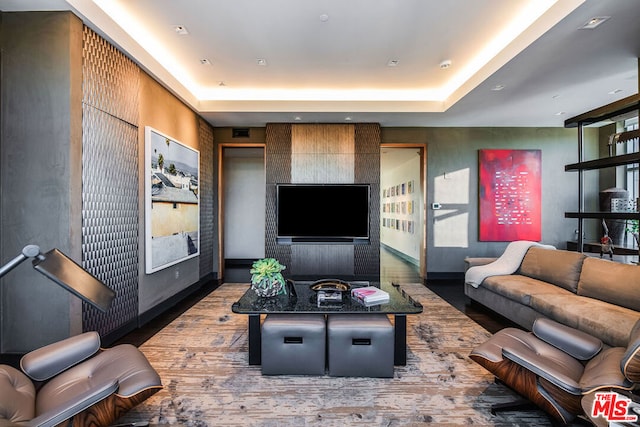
[381,180,416,234]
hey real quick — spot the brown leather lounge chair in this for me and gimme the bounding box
[470,318,640,424]
[0,331,161,426]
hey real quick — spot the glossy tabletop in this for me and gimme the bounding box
[231,281,423,315]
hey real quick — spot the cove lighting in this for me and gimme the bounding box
[79,0,582,108]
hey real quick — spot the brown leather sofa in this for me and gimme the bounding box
[465,247,640,347]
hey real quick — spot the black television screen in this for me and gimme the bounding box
[276,184,370,244]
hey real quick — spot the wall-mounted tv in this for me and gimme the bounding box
[276,184,370,244]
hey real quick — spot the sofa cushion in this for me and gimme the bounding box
[482,274,572,306]
[518,248,585,293]
[577,257,640,312]
[529,293,640,347]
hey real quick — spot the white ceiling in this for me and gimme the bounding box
[3,0,639,127]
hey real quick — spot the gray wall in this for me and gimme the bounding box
[0,12,84,351]
[218,126,594,276]
[382,127,588,273]
[0,11,216,352]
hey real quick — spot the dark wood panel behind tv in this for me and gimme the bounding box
[264,123,380,280]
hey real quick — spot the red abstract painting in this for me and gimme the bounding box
[478,149,541,241]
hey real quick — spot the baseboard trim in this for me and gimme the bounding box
[381,243,419,267]
[426,271,464,281]
[225,258,256,267]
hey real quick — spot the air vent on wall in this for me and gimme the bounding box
[232,128,250,138]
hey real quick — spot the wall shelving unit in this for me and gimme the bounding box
[564,94,640,255]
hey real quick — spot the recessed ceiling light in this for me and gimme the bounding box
[579,16,610,29]
[608,89,623,95]
[439,60,452,69]
[256,58,267,66]
[319,14,329,22]
[174,25,189,35]
[491,84,505,91]
[555,111,565,116]
[387,60,399,67]
[345,117,352,121]
[294,116,302,121]
[200,59,212,66]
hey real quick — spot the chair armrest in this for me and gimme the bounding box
[21,332,101,381]
[532,318,602,361]
[27,378,118,427]
[502,342,584,395]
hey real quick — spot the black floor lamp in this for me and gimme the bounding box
[0,244,115,312]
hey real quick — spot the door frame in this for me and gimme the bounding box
[217,143,266,281]
[380,143,428,278]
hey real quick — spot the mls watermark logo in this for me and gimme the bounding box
[591,391,638,422]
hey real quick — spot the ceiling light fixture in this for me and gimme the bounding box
[218,81,226,86]
[319,14,329,22]
[174,25,189,35]
[294,116,302,121]
[387,60,399,67]
[200,59,211,66]
[608,89,623,95]
[491,84,505,91]
[579,16,610,29]
[555,111,565,116]
[439,60,452,69]
[256,58,267,66]
[345,117,352,121]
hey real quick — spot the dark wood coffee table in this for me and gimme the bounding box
[231,280,423,366]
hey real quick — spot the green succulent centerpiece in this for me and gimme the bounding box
[250,258,287,298]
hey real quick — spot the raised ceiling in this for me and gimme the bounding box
[3,0,640,127]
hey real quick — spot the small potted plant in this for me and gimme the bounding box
[250,258,287,297]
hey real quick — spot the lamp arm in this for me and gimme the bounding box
[0,245,42,279]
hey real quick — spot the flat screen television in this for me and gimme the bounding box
[276,184,370,244]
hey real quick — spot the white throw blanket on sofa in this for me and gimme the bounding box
[464,241,556,288]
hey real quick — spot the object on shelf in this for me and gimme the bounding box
[600,188,630,246]
[608,128,640,156]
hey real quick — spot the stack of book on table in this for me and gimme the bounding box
[351,286,389,306]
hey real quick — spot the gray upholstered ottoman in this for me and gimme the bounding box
[261,314,326,375]
[327,314,394,377]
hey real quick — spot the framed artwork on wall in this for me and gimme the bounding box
[478,149,541,242]
[145,126,200,273]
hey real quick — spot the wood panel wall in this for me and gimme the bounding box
[265,123,380,280]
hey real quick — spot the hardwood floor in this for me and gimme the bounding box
[114,248,512,348]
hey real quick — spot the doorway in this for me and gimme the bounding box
[218,145,266,280]
[380,145,427,279]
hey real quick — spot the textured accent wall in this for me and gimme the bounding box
[265,123,380,279]
[265,124,292,268]
[198,117,215,277]
[355,124,381,277]
[81,27,140,335]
